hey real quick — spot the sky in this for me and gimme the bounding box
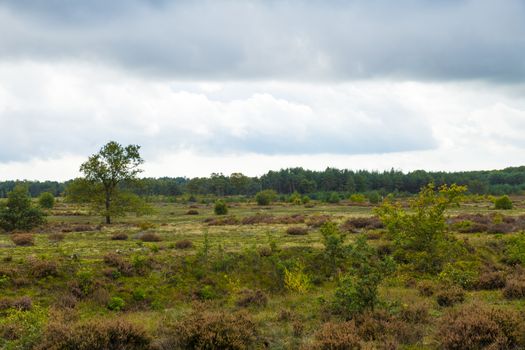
[1,0,525,181]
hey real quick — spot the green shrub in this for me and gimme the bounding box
[367,191,381,205]
[494,195,513,210]
[0,185,46,231]
[255,190,277,206]
[38,192,55,209]
[289,192,302,205]
[326,192,340,204]
[438,261,479,289]
[284,264,311,293]
[376,183,466,274]
[108,296,125,311]
[214,200,228,215]
[332,236,394,318]
[349,193,366,203]
[320,222,347,271]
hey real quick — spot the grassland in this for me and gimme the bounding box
[1,196,525,349]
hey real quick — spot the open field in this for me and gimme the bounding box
[2,196,525,349]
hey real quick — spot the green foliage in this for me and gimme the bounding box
[367,191,381,204]
[38,192,55,209]
[0,306,46,349]
[0,185,45,231]
[333,236,395,318]
[320,222,347,272]
[349,193,366,203]
[494,195,513,210]
[438,261,480,289]
[376,183,467,273]
[108,296,126,311]
[289,191,302,205]
[326,192,340,203]
[214,200,228,215]
[255,189,277,205]
[506,233,525,265]
[75,141,145,224]
[284,263,311,293]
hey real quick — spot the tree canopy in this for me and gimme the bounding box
[68,141,150,224]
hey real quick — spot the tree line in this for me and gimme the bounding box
[2,164,525,199]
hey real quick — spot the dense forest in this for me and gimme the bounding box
[2,166,525,198]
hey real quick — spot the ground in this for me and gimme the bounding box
[1,196,525,349]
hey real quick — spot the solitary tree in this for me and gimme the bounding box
[70,141,146,224]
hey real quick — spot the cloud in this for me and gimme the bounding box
[0,62,437,163]
[0,0,524,81]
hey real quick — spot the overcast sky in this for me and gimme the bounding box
[1,0,525,180]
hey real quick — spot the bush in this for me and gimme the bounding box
[332,237,394,318]
[107,296,126,311]
[111,232,128,240]
[0,296,32,311]
[236,289,268,308]
[140,232,162,242]
[37,318,150,350]
[320,222,347,271]
[164,309,258,349]
[367,191,381,205]
[186,209,199,215]
[255,190,277,206]
[28,257,58,278]
[376,183,466,274]
[326,192,340,204]
[349,193,366,203]
[438,304,525,350]
[416,280,435,297]
[503,276,525,299]
[175,239,193,249]
[436,285,465,307]
[308,321,362,349]
[286,226,308,235]
[494,195,513,210]
[11,233,34,246]
[38,192,55,209]
[214,200,228,215]
[284,264,311,293]
[0,185,46,231]
[475,271,506,290]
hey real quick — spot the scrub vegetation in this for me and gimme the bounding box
[2,142,525,349]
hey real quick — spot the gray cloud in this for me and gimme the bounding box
[0,0,524,81]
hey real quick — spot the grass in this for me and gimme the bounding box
[1,197,525,348]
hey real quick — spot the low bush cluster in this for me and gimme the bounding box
[156,309,259,349]
[174,239,193,249]
[438,304,525,350]
[340,216,384,233]
[436,285,465,307]
[37,318,150,350]
[140,232,162,242]
[11,233,34,246]
[286,226,308,235]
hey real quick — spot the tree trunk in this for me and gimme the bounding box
[105,191,111,224]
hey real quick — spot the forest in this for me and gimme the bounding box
[2,165,525,199]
